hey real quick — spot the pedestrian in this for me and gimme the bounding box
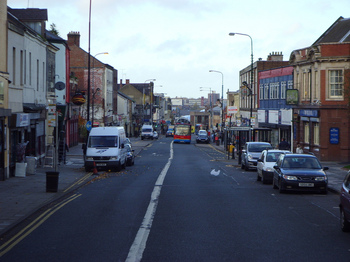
[296,144,303,154]
[279,138,290,150]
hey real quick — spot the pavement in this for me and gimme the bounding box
[0,136,348,237]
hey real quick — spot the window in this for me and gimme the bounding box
[264,83,269,99]
[29,52,32,85]
[281,81,286,99]
[313,122,319,145]
[329,70,343,98]
[287,80,293,90]
[37,59,39,91]
[12,47,16,85]
[271,82,279,99]
[304,122,309,143]
[259,84,264,100]
[20,50,23,86]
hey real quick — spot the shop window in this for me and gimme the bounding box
[313,122,319,145]
[304,122,309,143]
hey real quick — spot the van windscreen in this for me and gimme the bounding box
[88,136,118,147]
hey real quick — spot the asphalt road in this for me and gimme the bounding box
[0,137,349,261]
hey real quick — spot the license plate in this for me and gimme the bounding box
[96,163,107,166]
[299,183,314,187]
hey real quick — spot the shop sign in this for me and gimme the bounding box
[330,127,339,144]
[16,113,29,127]
[72,92,86,105]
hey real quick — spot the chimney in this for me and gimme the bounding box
[126,79,130,84]
[67,31,80,47]
[267,51,283,61]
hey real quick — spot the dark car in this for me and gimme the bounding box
[272,153,328,194]
[340,171,350,232]
[241,142,273,171]
[125,144,135,166]
[196,130,210,144]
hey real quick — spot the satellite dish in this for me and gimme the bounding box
[55,81,65,90]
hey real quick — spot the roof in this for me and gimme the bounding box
[7,7,48,21]
[313,16,350,45]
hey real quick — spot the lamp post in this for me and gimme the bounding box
[143,79,156,124]
[209,70,224,131]
[87,0,92,123]
[229,32,254,127]
[200,87,213,130]
[92,52,108,126]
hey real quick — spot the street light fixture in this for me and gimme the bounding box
[92,52,108,126]
[200,87,213,130]
[229,32,254,127]
[209,70,224,131]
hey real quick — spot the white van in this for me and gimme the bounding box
[84,127,127,172]
[141,124,154,140]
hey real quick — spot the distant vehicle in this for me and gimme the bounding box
[125,144,135,166]
[174,123,191,144]
[166,125,175,137]
[196,130,210,144]
[241,142,273,171]
[141,124,154,140]
[339,171,350,231]
[257,149,291,184]
[83,127,127,172]
[272,153,328,194]
[153,131,159,139]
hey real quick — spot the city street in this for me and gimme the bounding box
[0,136,349,261]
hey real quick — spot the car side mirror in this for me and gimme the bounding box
[258,159,263,162]
[323,167,329,171]
[121,144,124,149]
[82,143,86,150]
[273,165,279,170]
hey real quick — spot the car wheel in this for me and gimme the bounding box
[241,161,245,169]
[272,178,278,189]
[245,163,249,171]
[262,174,268,184]
[257,173,261,181]
[341,209,350,232]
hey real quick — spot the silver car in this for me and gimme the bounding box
[241,142,273,171]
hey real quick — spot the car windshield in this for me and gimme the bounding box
[88,136,118,148]
[282,157,322,169]
[248,144,272,152]
[143,128,152,132]
[198,130,207,135]
[266,152,282,162]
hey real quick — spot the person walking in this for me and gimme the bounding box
[296,144,303,154]
[279,138,290,150]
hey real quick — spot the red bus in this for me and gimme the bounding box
[174,123,191,144]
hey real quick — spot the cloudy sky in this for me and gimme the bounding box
[7,0,350,98]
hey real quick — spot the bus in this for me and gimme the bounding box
[174,123,191,144]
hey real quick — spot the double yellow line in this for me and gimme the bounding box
[63,173,92,192]
[0,193,82,257]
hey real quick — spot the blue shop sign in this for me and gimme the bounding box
[299,109,319,117]
[329,127,339,144]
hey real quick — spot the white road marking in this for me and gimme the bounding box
[126,141,174,262]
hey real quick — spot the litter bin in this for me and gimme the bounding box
[46,171,59,192]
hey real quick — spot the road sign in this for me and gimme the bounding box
[86,121,92,131]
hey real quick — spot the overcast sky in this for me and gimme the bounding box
[7,0,350,99]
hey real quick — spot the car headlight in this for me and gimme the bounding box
[110,156,118,160]
[265,167,274,172]
[86,157,94,161]
[283,175,298,180]
[247,154,253,160]
[315,177,326,181]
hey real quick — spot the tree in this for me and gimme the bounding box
[49,23,59,36]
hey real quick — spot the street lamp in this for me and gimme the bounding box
[209,70,224,131]
[200,87,213,130]
[229,32,254,127]
[143,79,156,123]
[92,52,108,126]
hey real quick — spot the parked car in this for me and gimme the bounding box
[141,124,154,140]
[196,130,210,144]
[257,149,291,184]
[272,153,328,194]
[153,131,159,139]
[241,142,273,171]
[125,144,135,166]
[340,171,350,232]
